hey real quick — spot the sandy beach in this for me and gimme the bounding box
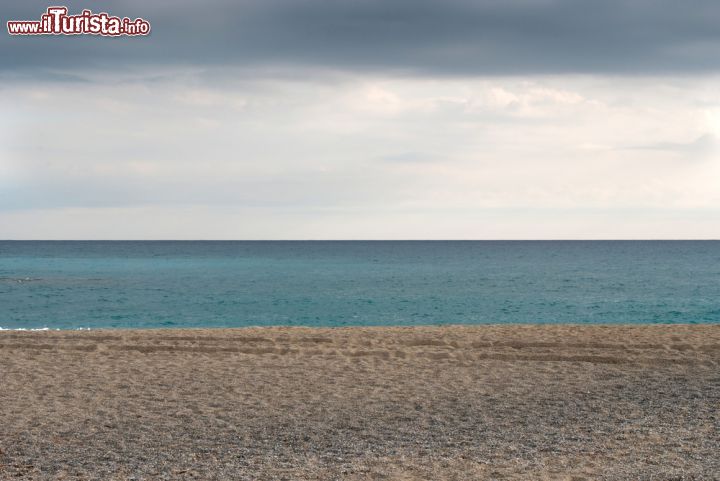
[1,325,718,480]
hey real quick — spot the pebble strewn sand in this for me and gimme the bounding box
[1,325,719,480]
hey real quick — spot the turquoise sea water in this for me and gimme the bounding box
[1,241,719,330]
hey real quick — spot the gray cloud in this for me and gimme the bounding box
[2,0,720,77]
[629,134,718,158]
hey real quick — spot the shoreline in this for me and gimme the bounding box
[2,324,718,480]
[2,320,720,331]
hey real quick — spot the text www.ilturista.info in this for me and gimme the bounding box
[7,6,150,36]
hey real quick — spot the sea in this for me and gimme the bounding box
[1,241,719,330]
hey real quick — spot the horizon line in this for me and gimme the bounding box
[1,239,719,242]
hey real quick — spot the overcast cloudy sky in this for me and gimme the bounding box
[2,0,720,239]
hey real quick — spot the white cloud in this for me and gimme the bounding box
[1,71,719,238]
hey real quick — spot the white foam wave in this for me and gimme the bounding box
[0,327,52,331]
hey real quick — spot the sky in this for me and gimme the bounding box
[2,0,720,239]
